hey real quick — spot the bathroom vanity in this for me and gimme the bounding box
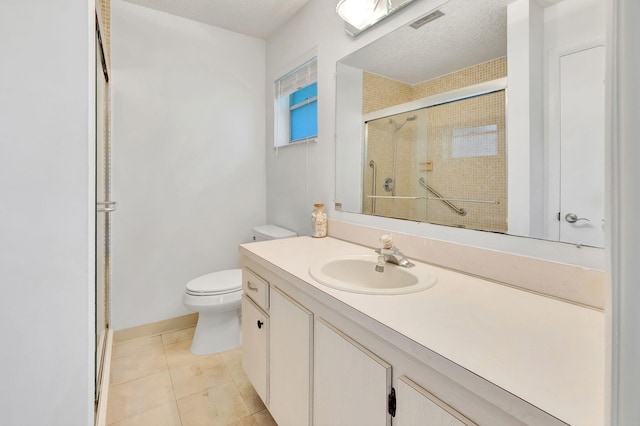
[239,236,604,426]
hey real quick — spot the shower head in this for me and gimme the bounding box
[389,114,418,130]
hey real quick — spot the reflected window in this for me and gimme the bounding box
[452,125,498,158]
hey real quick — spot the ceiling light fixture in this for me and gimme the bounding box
[336,0,419,36]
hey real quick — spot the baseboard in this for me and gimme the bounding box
[113,313,198,344]
[95,329,113,426]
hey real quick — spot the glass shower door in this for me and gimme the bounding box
[95,25,114,403]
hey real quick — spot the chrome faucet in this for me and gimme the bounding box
[374,234,415,271]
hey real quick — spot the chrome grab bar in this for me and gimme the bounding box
[367,193,499,204]
[366,180,499,216]
[369,160,377,214]
[418,178,466,216]
[367,195,423,199]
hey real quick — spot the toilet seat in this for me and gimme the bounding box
[185,269,242,296]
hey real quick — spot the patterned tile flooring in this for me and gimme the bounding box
[106,327,276,426]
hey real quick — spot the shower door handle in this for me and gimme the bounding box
[97,201,118,213]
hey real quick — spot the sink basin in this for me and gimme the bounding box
[309,255,437,295]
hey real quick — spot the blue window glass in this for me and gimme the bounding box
[289,82,318,142]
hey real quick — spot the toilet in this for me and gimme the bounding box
[183,225,297,355]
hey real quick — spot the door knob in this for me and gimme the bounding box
[257,320,263,329]
[565,213,590,223]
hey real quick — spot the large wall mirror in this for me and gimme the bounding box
[335,0,606,248]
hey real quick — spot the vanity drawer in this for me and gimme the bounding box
[243,267,269,310]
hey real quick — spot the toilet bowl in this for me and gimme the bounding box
[183,225,297,355]
[183,269,243,354]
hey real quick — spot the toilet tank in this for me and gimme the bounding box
[252,225,297,242]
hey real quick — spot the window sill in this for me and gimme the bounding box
[274,137,318,149]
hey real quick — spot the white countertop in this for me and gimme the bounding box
[240,236,605,426]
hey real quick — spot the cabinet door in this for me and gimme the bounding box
[395,376,476,426]
[241,295,269,405]
[314,318,392,426]
[269,287,313,426]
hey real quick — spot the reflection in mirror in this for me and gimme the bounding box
[363,79,507,233]
[335,0,606,247]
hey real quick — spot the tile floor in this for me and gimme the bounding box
[106,327,277,426]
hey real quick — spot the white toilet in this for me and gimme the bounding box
[183,225,297,355]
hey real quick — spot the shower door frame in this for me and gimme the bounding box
[95,14,113,406]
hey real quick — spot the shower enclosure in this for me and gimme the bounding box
[362,89,508,233]
[95,14,115,416]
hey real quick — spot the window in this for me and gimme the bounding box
[289,82,318,141]
[451,125,498,158]
[275,58,317,147]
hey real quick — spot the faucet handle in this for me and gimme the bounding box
[379,234,394,249]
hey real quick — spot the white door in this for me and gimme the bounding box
[314,318,391,426]
[269,287,313,426]
[559,46,605,247]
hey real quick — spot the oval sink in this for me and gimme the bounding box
[309,255,437,295]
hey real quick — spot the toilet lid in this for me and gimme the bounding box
[252,224,297,240]
[186,269,242,295]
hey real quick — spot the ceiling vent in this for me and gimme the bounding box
[410,10,445,29]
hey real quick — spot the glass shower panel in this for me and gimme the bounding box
[362,90,507,232]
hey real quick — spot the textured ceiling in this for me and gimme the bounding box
[121,0,311,39]
[341,0,511,85]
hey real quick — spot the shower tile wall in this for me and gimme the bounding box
[411,57,507,100]
[362,73,414,115]
[425,92,507,232]
[362,58,507,232]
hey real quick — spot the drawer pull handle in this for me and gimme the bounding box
[257,320,264,329]
[247,281,259,292]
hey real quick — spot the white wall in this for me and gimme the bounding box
[335,62,364,213]
[265,0,603,269]
[0,1,94,425]
[111,1,266,330]
[506,0,544,238]
[608,0,640,423]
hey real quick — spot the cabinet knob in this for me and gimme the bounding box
[257,320,264,329]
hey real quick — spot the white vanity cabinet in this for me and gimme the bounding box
[269,287,313,426]
[241,295,268,404]
[314,318,391,426]
[314,318,478,426]
[240,245,572,426]
[395,376,476,426]
[241,268,270,405]
[241,265,314,426]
